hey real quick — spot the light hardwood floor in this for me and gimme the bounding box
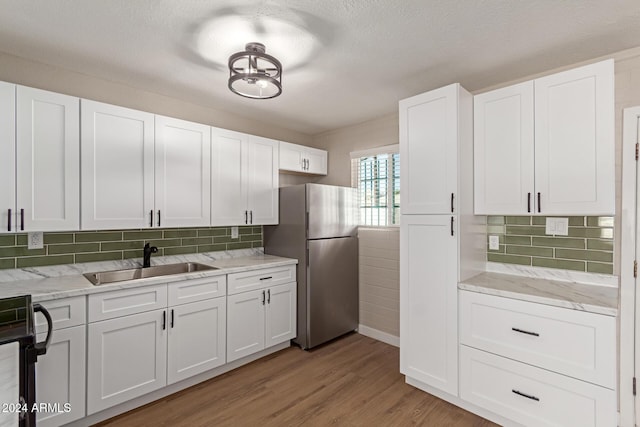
[96,333,497,426]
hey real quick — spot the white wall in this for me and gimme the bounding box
[358,228,400,345]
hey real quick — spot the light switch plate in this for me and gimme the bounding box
[545,217,569,236]
[28,232,44,249]
[488,235,500,250]
[231,226,239,239]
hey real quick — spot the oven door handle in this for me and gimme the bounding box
[33,303,53,356]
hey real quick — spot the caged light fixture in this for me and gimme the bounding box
[228,42,282,99]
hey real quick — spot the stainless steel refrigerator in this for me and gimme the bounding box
[264,183,358,349]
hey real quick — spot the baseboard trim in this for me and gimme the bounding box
[358,324,399,347]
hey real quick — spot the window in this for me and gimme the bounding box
[350,145,400,226]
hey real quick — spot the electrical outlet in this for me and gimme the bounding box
[488,235,500,250]
[545,217,569,236]
[28,232,44,249]
[231,226,239,239]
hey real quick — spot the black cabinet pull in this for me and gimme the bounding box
[250,210,253,224]
[527,193,531,213]
[451,193,454,213]
[512,389,540,402]
[20,208,24,231]
[259,276,273,281]
[170,309,174,328]
[267,289,271,304]
[245,210,248,224]
[450,216,454,236]
[162,311,166,330]
[157,210,161,227]
[261,290,266,305]
[537,192,541,213]
[7,208,10,232]
[150,210,154,228]
[512,327,539,337]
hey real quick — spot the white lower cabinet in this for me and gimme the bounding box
[458,290,616,426]
[167,297,226,384]
[36,325,86,427]
[87,309,167,414]
[460,346,616,427]
[227,281,296,363]
[34,297,86,427]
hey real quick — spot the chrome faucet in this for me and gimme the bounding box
[143,243,158,268]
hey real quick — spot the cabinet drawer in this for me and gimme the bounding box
[227,265,295,295]
[88,285,167,322]
[460,346,615,427]
[168,275,227,306]
[459,291,615,388]
[35,296,86,333]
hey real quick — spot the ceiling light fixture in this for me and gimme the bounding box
[228,42,282,99]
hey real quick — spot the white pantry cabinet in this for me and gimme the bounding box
[279,141,327,175]
[154,116,211,227]
[227,266,296,362]
[35,297,87,427]
[0,84,79,233]
[211,128,279,226]
[81,99,155,230]
[399,83,478,399]
[474,59,614,215]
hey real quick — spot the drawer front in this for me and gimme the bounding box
[35,296,86,333]
[460,346,616,427]
[459,291,615,389]
[168,275,227,306]
[227,265,296,295]
[88,285,167,322]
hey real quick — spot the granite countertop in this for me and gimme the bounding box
[0,249,297,302]
[458,271,618,316]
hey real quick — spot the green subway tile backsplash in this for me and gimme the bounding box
[0,226,262,270]
[487,216,613,275]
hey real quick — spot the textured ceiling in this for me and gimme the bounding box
[0,0,639,135]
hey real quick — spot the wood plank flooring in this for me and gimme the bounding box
[96,333,497,426]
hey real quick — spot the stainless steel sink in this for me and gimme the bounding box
[83,262,218,285]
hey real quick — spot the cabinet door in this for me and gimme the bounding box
[211,128,247,226]
[36,325,86,427]
[279,141,303,172]
[265,282,296,347]
[168,298,226,384]
[0,82,15,234]
[87,310,167,414]
[16,86,79,231]
[400,215,458,395]
[399,84,459,214]
[246,135,278,225]
[305,147,328,175]
[534,59,614,215]
[474,82,534,214]
[81,100,155,229]
[227,289,265,362]
[155,116,211,227]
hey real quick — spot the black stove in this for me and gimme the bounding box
[0,295,52,427]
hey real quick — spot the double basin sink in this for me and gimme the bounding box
[83,262,218,285]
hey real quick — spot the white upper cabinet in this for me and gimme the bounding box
[15,86,80,232]
[0,82,15,233]
[474,82,535,214]
[155,116,211,227]
[399,84,460,214]
[534,60,614,215]
[81,100,155,229]
[279,141,327,175]
[474,59,614,215]
[211,129,278,226]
